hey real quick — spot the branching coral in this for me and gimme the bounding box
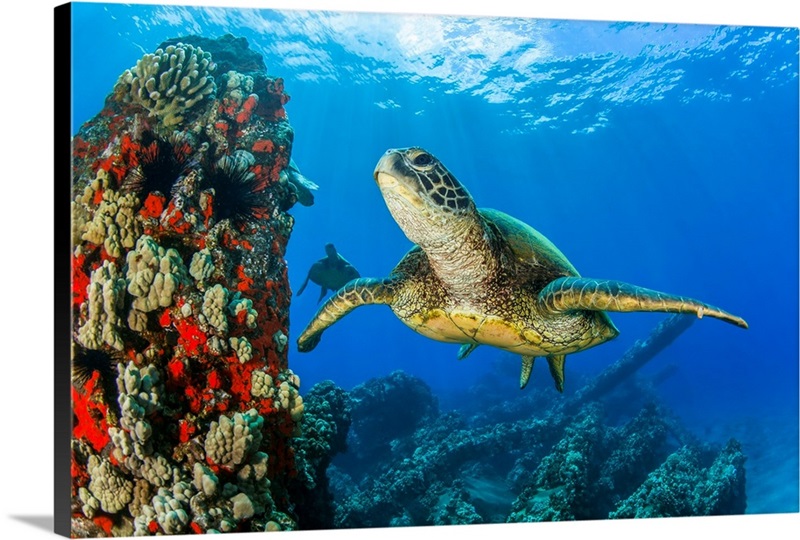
[201,284,230,334]
[138,454,180,489]
[117,43,217,127]
[86,455,134,514]
[80,170,142,259]
[228,291,258,329]
[189,247,215,284]
[250,371,273,399]
[133,485,192,535]
[77,260,127,350]
[276,380,305,422]
[125,235,188,315]
[114,361,163,459]
[204,409,265,469]
[193,462,219,498]
[229,336,253,363]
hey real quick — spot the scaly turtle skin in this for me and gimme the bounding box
[297,147,748,391]
[297,243,361,302]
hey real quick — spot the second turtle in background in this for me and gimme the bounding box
[297,243,361,302]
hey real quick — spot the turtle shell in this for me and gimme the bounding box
[479,207,580,287]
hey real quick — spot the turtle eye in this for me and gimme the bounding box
[412,152,433,167]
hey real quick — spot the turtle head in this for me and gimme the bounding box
[374,148,477,246]
[324,243,338,258]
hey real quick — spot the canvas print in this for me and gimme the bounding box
[56,1,799,537]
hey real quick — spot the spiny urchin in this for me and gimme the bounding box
[72,346,120,407]
[203,151,268,227]
[122,131,195,197]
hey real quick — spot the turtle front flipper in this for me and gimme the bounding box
[297,277,399,352]
[539,277,748,329]
[296,271,311,296]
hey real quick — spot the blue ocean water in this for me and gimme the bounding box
[71,3,799,515]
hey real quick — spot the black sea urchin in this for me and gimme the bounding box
[204,153,268,227]
[122,131,195,197]
[72,346,120,407]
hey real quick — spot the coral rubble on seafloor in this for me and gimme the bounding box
[307,374,746,528]
[291,319,748,529]
[70,35,304,536]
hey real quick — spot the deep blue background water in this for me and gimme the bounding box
[70,2,799,513]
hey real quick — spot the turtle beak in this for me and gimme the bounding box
[373,149,428,214]
[374,149,400,183]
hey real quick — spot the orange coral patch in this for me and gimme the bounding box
[185,386,202,414]
[251,139,274,153]
[228,359,254,403]
[207,370,223,390]
[93,516,114,535]
[72,254,90,307]
[141,192,166,219]
[175,319,207,355]
[178,419,196,444]
[72,372,111,453]
[235,95,259,124]
[166,358,185,382]
[235,265,254,292]
[92,188,104,206]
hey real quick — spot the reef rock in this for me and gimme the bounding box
[70,35,302,535]
[609,439,747,518]
[329,366,746,528]
[347,370,439,463]
[289,380,353,529]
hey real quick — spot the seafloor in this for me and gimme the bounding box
[67,34,789,537]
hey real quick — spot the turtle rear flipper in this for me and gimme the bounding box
[457,343,479,360]
[539,277,748,329]
[520,355,535,389]
[518,354,567,392]
[297,277,400,352]
[546,354,566,393]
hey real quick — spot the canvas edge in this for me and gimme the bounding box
[54,2,73,538]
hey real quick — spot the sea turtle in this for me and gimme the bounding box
[297,243,361,302]
[297,147,748,391]
[281,158,319,207]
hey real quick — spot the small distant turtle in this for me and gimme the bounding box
[281,159,319,206]
[297,243,361,302]
[297,148,748,391]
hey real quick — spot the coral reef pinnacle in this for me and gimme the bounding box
[70,34,300,536]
